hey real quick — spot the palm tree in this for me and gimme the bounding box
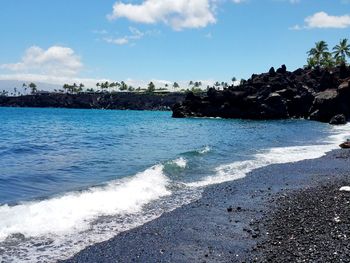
[321,52,335,69]
[306,57,318,68]
[96,82,100,92]
[173,82,179,91]
[147,82,156,93]
[29,82,37,94]
[232,77,237,87]
[120,81,128,91]
[194,81,201,88]
[333,38,350,65]
[307,41,329,66]
[214,81,221,90]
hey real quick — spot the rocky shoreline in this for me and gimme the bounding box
[0,92,186,111]
[253,177,350,262]
[62,149,350,263]
[173,65,350,124]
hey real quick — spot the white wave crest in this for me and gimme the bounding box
[0,164,170,242]
[188,123,350,187]
[198,146,211,154]
[170,157,187,169]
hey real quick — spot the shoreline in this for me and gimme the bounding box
[62,148,350,263]
[0,92,186,111]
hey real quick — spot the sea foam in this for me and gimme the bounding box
[169,157,188,169]
[187,123,350,187]
[0,164,170,242]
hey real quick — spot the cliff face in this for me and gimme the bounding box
[172,65,350,124]
[0,92,185,111]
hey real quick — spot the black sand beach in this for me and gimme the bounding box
[62,149,350,263]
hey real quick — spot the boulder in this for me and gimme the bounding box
[293,68,303,76]
[340,141,350,149]
[338,80,350,94]
[276,65,287,74]
[269,67,276,76]
[309,89,339,122]
[329,114,347,125]
[262,93,289,119]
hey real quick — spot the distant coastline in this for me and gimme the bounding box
[0,92,186,111]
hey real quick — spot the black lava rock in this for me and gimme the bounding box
[172,65,350,123]
[329,114,347,125]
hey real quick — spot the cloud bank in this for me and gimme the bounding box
[1,46,82,76]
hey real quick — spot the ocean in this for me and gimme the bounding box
[0,107,349,262]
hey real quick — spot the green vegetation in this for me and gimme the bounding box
[29,83,37,94]
[63,83,84,94]
[147,82,156,93]
[307,39,350,68]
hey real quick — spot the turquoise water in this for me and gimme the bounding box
[0,107,348,262]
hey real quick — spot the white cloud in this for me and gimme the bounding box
[102,27,159,46]
[305,11,350,28]
[107,0,216,31]
[292,11,350,30]
[104,37,130,45]
[1,46,82,76]
[232,0,246,3]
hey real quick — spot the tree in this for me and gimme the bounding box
[307,41,329,67]
[63,84,69,93]
[173,82,179,91]
[22,83,27,93]
[120,81,128,91]
[101,81,109,92]
[1,90,8,97]
[232,77,237,87]
[109,82,116,92]
[333,38,350,65]
[321,52,335,69]
[78,83,84,93]
[147,82,156,93]
[306,57,318,68]
[214,81,221,90]
[29,83,37,94]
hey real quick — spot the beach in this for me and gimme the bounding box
[62,148,350,263]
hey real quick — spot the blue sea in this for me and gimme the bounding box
[0,107,349,262]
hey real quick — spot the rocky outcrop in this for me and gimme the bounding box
[329,114,347,125]
[172,65,350,124]
[340,141,350,149]
[0,92,185,111]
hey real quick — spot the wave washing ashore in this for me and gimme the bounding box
[0,107,350,262]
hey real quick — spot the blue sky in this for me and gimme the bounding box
[0,0,349,88]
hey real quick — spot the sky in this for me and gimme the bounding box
[0,0,350,89]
